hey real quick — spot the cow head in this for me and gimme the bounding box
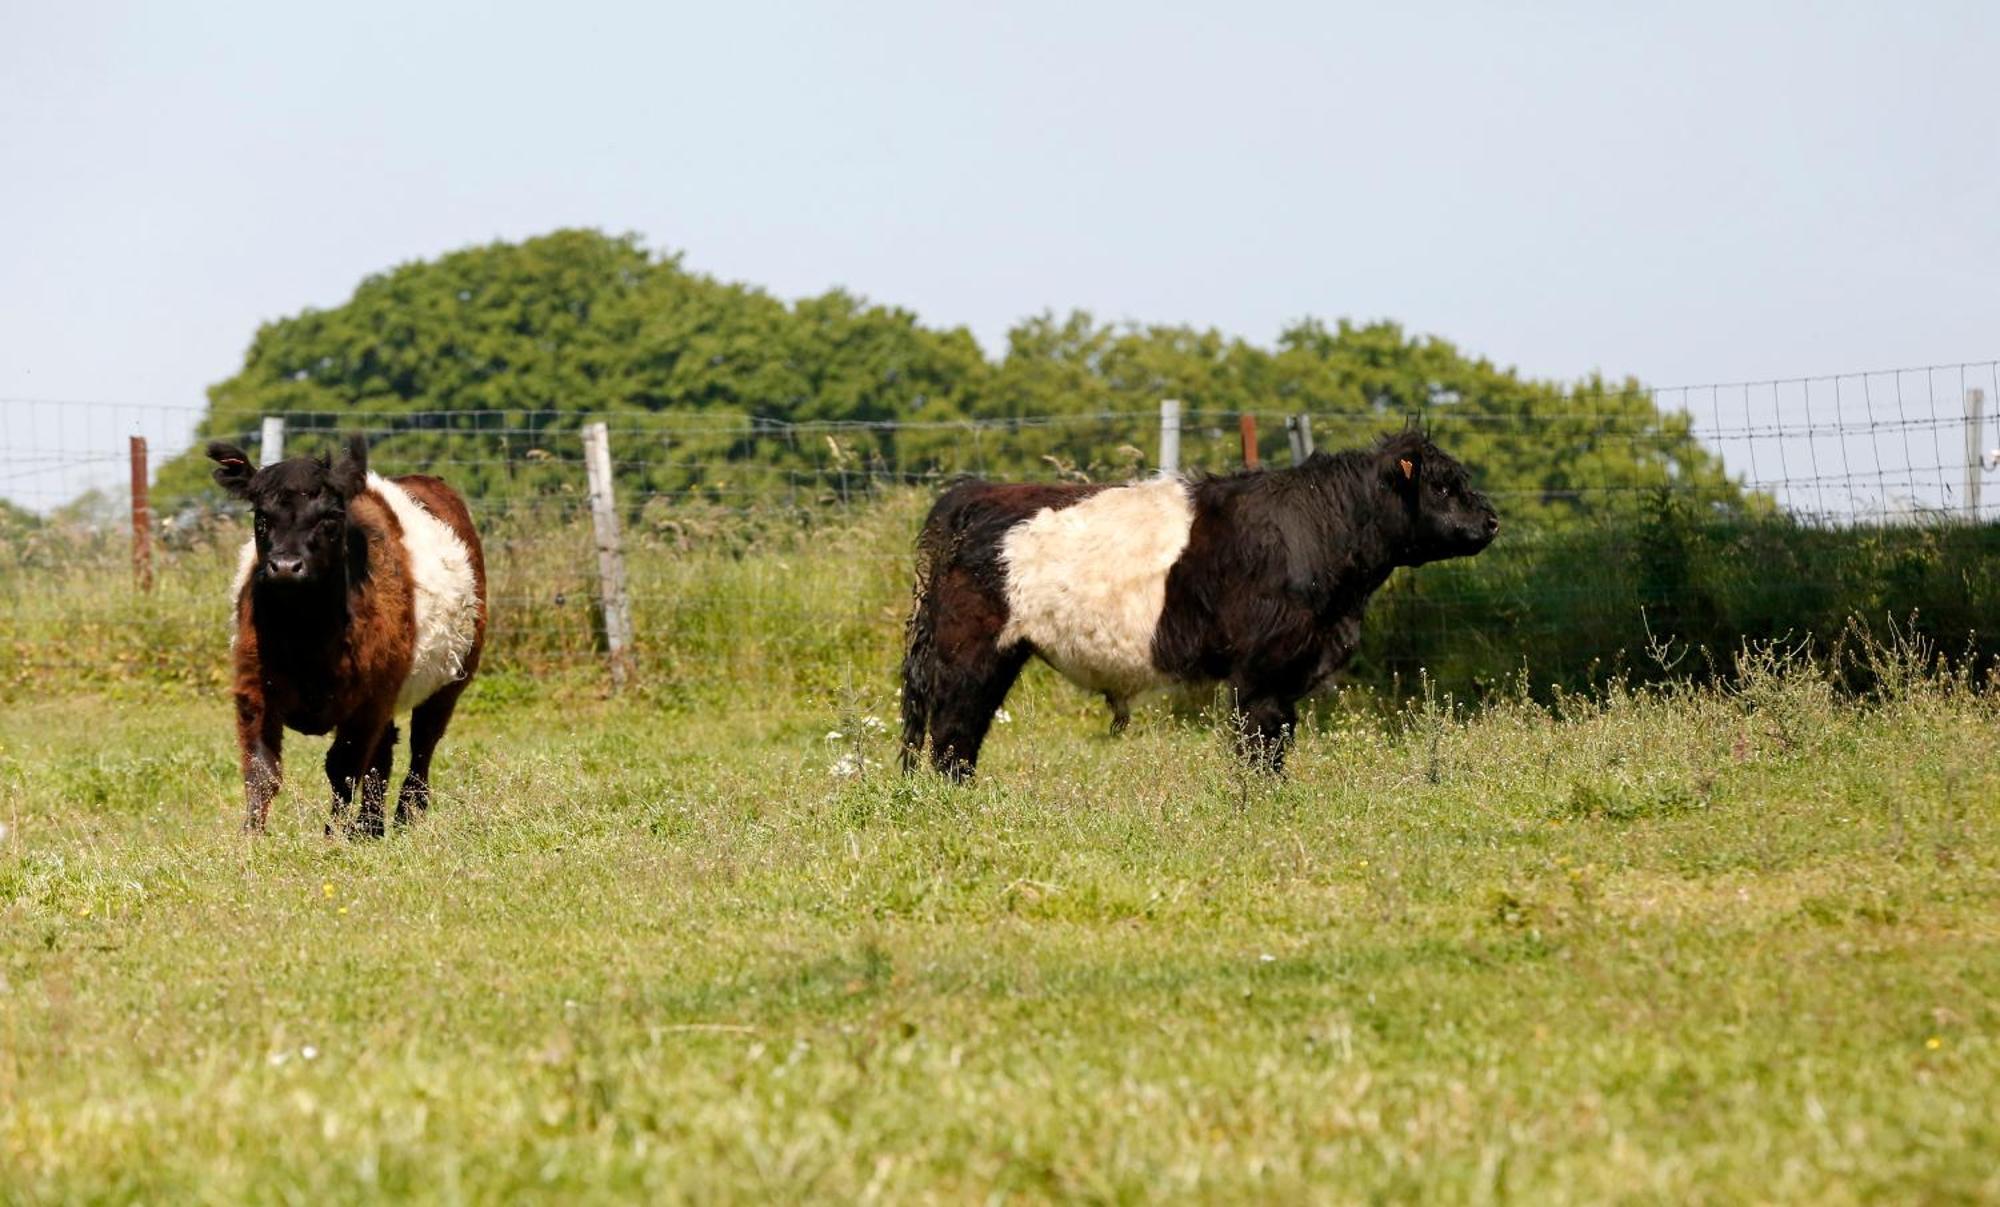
[208,434,370,587]
[1378,431,1498,564]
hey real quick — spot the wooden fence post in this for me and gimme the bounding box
[261,415,285,464]
[1239,414,1260,469]
[1966,388,1986,521]
[1285,414,1315,465]
[129,436,152,592]
[1157,399,1182,474]
[581,421,635,690]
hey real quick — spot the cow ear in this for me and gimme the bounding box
[328,433,369,499]
[207,442,255,499]
[1384,444,1420,492]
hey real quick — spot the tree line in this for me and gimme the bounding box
[156,228,1751,526]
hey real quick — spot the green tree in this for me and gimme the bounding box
[156,229,1751,526]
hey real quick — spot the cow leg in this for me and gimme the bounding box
[1104,692,1131,736]
[359,723,397,838]
[398,681,467,824]
[325,715,392,839]
[235,691,284,834]
[1231,691,1298,774]
[928,642,1030,782]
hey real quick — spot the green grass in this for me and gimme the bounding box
[2,654,1996,1202]
[10,494,2000,706]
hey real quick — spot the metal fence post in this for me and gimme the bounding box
[129,436,152,592]
[582,421,635,690]
[1158,399,1182,474]
[261,416,286,464]
[1285,414,1315,465]
[1239,414,1260,469]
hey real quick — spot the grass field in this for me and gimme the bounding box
[2,646,1996,1202]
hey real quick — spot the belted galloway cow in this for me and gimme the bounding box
[900,430,1497,778]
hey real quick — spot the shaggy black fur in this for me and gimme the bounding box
[1152,430,1498,769]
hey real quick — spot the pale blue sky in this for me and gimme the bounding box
[2,1,1997,508]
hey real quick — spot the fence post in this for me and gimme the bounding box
[261,415,286,464]
[129,436,152,592]
[1239,414,1260,469]
[1966,387,1986,522]
[1158,399,1182,474]
[1285,414,1315,465]
[581,421,635,690]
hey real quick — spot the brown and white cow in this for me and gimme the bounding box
[899,431,1498,779]
[208,435,486,835]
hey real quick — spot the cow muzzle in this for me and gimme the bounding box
[263,553,309,581]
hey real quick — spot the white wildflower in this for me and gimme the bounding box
[824,731,844,742]
[993,708,1013,725]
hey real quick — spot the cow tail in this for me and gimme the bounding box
[899,497,956,773]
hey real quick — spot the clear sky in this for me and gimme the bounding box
[2,1,1997,507]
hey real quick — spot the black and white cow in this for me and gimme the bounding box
[899,430,1498,778]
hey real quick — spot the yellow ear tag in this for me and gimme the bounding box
[1398,458,1414,480]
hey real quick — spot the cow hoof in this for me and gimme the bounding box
[323,820,385,841]
[394,792,430,826]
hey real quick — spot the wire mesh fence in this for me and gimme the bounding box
[3,357,1998,698]
[7,359,2000,519]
